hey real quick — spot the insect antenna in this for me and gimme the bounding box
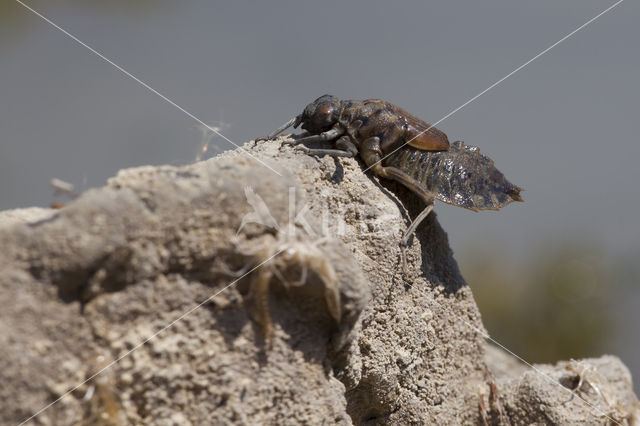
[264,115,302,140]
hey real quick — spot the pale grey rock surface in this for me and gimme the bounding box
[1,139,638,425]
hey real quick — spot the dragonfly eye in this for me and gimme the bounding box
[301,95,340,133]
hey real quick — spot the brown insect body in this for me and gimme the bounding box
[258,94,523,269]
[336,98,450,153]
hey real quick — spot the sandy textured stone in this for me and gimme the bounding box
[1,138,638,425]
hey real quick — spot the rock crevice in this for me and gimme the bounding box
[1,140,637,425]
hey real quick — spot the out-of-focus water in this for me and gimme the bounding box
[1,0,638,392]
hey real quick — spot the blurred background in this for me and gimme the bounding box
[1,1,638,391]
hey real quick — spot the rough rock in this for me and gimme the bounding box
[1,138,638,425]
[485,345,639,425]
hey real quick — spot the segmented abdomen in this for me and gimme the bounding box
[383,141,523,211]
